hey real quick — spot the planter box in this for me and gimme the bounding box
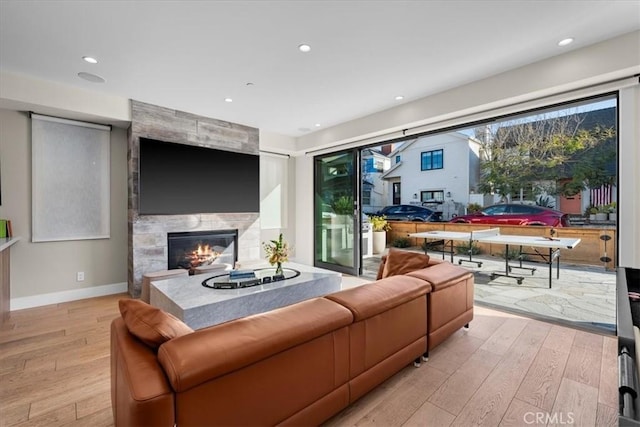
[372,231,386,254]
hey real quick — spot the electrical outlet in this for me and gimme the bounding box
[76,271,85,282]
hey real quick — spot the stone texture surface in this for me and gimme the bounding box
[128,100,260,297]
[149,262,342,329]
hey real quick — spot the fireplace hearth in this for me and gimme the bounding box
[168,230,238,274]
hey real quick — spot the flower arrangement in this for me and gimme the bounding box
[369,215,391,232]
[262,233,290,275]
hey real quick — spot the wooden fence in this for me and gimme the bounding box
[386,222,617,271]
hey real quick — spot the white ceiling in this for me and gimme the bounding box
[1,1,639,137]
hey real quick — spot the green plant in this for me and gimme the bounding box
[455,241,481,256]
[391,237,411,248]
[535,195,555,208]
[369,215,391,232]
[585,205,597,216]
[608,202,617,213]
[467,203,482,213]
[499,248,526,261]
[332,195,353,215]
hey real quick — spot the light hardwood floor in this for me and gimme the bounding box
[0,294,618,427]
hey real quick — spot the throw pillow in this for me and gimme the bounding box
[381,248,430,278]
[119,299,193,349]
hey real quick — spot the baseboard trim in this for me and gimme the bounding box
[10,282,128,311]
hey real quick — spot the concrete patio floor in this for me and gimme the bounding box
[357,248,616,334]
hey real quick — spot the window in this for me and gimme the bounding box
[395,155,401,164]
[421,149,443,170]
[362,188,371,205]
[421,190,444,202]
[483,205,507,215]
[364,158,384,173]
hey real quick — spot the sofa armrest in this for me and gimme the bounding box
[325,275,431,321]
[111,318,174,427]
[407,262,473,291]
[157,297,353,392]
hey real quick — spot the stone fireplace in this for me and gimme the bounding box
[167,229,238,273]
[127,100,260,297]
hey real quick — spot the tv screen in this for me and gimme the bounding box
[139,138,260,215]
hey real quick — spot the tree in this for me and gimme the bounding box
[477,110,615,200]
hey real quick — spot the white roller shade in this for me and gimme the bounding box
[31,113,111,242]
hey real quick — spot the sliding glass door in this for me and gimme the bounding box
[314,150,360,275]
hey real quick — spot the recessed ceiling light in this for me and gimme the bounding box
[298,44,311,53]
[558,38,574,47]
[82,56,98,64]
[315,123,321,127]
[224,98,233,103]
[77,72,105,83]
[395,95,404,101]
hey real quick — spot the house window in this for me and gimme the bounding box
[362,189,371,205]
[421,191,444,202]
[364,158,383,173]
[395,155,401,164]
[421,149,443,170]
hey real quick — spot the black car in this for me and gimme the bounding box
[375,205,442,222]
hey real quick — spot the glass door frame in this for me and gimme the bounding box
[313,149,362,276]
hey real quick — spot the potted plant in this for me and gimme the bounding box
[608,202,617,221]
[467,203,482,213]
[369,215,391,254]
[586,206,597,221]
[595,205,608,221]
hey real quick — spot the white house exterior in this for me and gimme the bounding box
[361,147,392,214]
[380,132,481,219]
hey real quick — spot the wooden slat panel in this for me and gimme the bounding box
[548,378,598,427]
[402,401,455,427]
[0,294,617,427]
[515,347,570,411]
[498,398,541,427]
[428,348,502,415]
[598,336,618,409]
[451,321,550,427]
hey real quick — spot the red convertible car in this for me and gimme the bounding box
[449,203,570,227]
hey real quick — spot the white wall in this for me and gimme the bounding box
[391,133,472,205]
[259,130,297,259]
[0,111,299,308]
[296,31,640,152]
[619,85,640,268]
[293,32,640,270]
[0,109,129,308]
[293,154,314,265]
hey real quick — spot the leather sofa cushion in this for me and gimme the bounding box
[407,262,473,292]
[158,297,353,392]
[381,248,430,278]
[325,275,431,321]
[119,299,193,350]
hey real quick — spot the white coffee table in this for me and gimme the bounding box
[149,262,342,329]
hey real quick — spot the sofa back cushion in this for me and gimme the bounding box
[381,248,430,278]
[119,299,193,350]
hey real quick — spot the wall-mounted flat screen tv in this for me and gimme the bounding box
[138,138,260,215]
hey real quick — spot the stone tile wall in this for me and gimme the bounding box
[128,101,260,297]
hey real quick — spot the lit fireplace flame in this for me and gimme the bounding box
[187,244,221,268]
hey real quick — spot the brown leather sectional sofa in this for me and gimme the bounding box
[111,252,473,426]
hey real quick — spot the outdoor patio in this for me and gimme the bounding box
[358,248,616,334]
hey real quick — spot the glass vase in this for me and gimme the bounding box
[275,262,283,275]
